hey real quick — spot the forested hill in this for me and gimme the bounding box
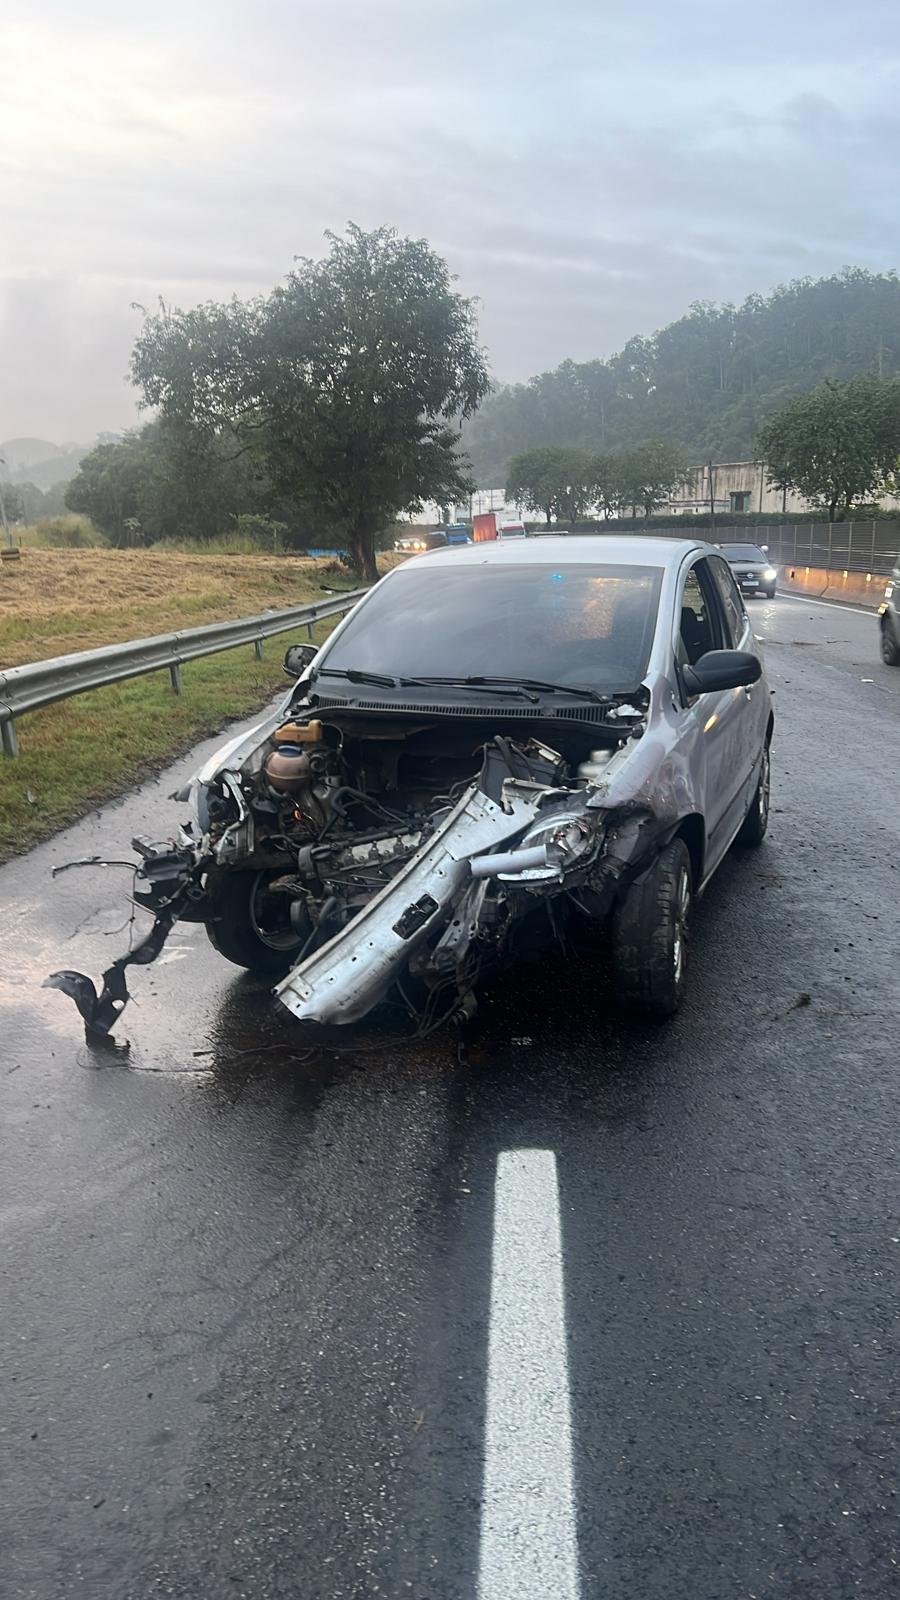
[464,269,900,484]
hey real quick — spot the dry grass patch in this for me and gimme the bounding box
[0,549,358,668]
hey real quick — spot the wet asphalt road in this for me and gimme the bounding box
[3,592,900,1600]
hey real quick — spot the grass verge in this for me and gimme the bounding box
[0,628,340,862]
[0,549,369,861]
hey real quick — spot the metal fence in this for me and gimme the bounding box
[729,521,899,577]
[0,589,365,757]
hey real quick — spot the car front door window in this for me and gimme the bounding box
[678,556,759,873]
[678,565,718,667]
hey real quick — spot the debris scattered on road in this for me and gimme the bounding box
[44,894,185,1035]
[51,856,137,879]
[773,992,812,1020]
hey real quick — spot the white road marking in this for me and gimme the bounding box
[774,592,881,618]
[478,1149,579,1600]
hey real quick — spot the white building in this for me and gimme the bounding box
[667,461,900,517]
[666,462,807,517]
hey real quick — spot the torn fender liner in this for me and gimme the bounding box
[43,900,184,1036]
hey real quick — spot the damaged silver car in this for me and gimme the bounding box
[47,537,773,1035]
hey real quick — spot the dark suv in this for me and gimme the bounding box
[879,567,900,666]
[718,542,778,599]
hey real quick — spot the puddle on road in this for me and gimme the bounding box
[74,1040,215,1079]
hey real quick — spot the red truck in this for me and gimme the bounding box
[473,511,499,542]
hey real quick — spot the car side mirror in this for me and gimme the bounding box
[682,649,762,696]
[283,642,317,678]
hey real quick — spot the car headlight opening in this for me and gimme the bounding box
[512,809,596,881]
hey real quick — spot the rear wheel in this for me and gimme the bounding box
[737,743,771,848]
[611,838,692,1019]
[205,869,308,974]
[880,618,900,666]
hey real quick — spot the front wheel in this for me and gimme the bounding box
[880,620,900,666]
[204,869,309,974]
[611,838,692,1019]
[765,587,776,599]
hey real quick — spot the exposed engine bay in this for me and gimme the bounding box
[45,695,664,1037]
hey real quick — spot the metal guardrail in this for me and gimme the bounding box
[0,589,366,757]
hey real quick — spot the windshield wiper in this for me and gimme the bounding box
[403,674,610,704]
[313,666,399,689]
[398,675,540,702]
[313,669,612,706]
[314,668,539,701]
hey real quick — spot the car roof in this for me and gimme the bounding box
[402,533,711,571]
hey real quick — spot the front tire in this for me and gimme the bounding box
[611,838,692,1019]
[736,743,771,848]
[880,619,900,666]
[765,587,776,599]
[205,869,309,974]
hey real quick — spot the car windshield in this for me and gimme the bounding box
[720,544,767,561]
[316,563,664,692]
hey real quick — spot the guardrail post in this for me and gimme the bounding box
[306,622,314,640]
[169,663,183,695]
[1,717,19,757]
[254,638,263,660]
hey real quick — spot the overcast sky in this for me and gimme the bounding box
[3,0,900,441]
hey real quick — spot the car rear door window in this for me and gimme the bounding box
[708,554,746,647]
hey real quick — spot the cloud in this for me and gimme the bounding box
[2,0,900,437]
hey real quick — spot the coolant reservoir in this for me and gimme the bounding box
[273,719,324,744]
[264,745,313,795]
[576,749,615,783]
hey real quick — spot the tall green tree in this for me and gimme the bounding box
[66,433,158,545]
[614,440,688,518]
[131,225,489,580]
[757,374,900,520]
[0,480,25,525]
[66,421,265,545]
[589,452,628,520]
[464,268,900,483]
[16,481,69,521]
[506,444,596,524]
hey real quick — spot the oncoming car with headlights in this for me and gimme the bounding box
[47,537,774,1035]
[718,541,778,598]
